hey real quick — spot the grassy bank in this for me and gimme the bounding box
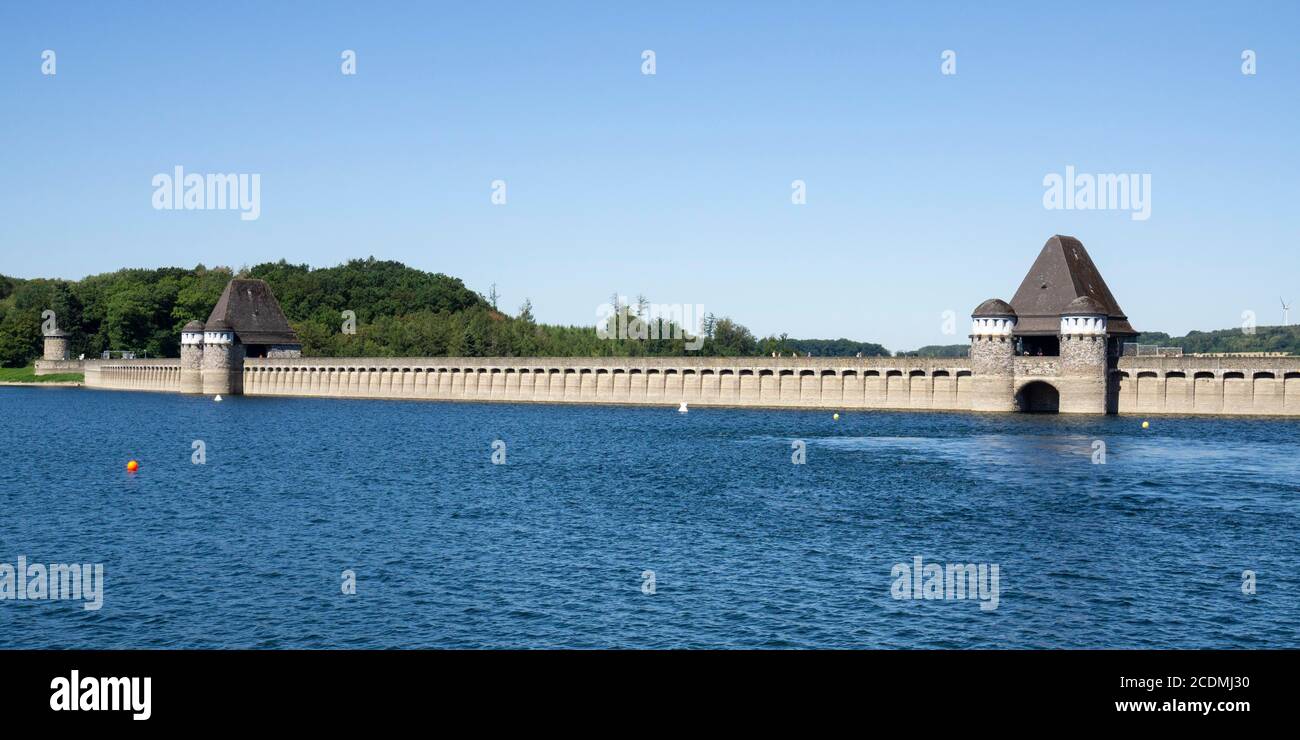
[0,365,84,383]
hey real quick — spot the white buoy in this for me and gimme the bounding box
[678,401,688,413]
[214,394,223,402]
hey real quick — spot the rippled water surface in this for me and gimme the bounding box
[3,386,1298,648]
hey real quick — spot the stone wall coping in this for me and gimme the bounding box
[241,356,973,372]
[84,359,183,368]
[1118,356,1300,372]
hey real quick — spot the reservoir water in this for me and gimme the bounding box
[2,386,1298,648]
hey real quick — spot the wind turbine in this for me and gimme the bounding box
[1282,298,1292,327]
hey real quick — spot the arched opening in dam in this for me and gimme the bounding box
[1015,381,1060,413]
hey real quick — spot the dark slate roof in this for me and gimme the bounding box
[1009,235,1137,335]
[204,279,300,346]
[972,298,1016,317]
[1061,296,1108,315]
[182,320,205,332]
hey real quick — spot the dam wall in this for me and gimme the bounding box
[78,354,1300,416]
[34,359,86,376]
[83,359,183,393]
[239,356,976,410]
[1115,357,1300,416]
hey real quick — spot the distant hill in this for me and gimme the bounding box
[896,344,969,358]
[785,338,890,357]
[0,259,894,366]
[1134,326,1300,355]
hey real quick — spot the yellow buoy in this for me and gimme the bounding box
[126,460,139,473]
[1141,420,1150,429]
[833,413,840,421]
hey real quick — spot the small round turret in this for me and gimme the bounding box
[1058,296,1109,413]
[181,320,206,345]
[204,318,233,344]
[971,298,1017,337]
[180,320,206,393]
[1060,296,1108,336]
[969,298,1017,412]
[201,319,239,395]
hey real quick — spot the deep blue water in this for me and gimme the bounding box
[2,386,1298,648]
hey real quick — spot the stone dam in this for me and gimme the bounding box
[37,235,1300,416]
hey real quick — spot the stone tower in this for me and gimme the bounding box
[969,298,1017,412]
[180,320,205,394]
[42,328,70,361]
[201,318,243,395]
[192,278,300,395]
[1057,296,1109,413]
[1006,235,1136,414]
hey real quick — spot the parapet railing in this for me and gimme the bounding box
[1121,343,1183,357]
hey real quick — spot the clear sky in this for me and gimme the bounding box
[3,1,1297,350]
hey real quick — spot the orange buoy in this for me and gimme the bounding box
[126,460,139,473]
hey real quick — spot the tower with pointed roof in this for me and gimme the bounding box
[1009,234,1136,341]
[970,235,1135,413]
[183,278,302,395]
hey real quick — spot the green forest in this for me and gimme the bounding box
[1132,327,1300,355]
[0,259,884,367]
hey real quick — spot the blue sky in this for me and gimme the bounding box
[2,1,1297,350]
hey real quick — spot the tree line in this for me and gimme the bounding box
[0,258,889,366]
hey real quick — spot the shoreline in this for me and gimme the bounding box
[44,383,1300,419]
[0,381,83,388]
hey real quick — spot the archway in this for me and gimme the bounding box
[1015,381,1060,413]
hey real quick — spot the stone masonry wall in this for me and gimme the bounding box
[240,356,976,411]
[82,359,183,392]
[34,359,85,376]
[1058,335,1107,413]
[969,336,1015,412]
[1116,356,1300,416]
[77,353,1300,416]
